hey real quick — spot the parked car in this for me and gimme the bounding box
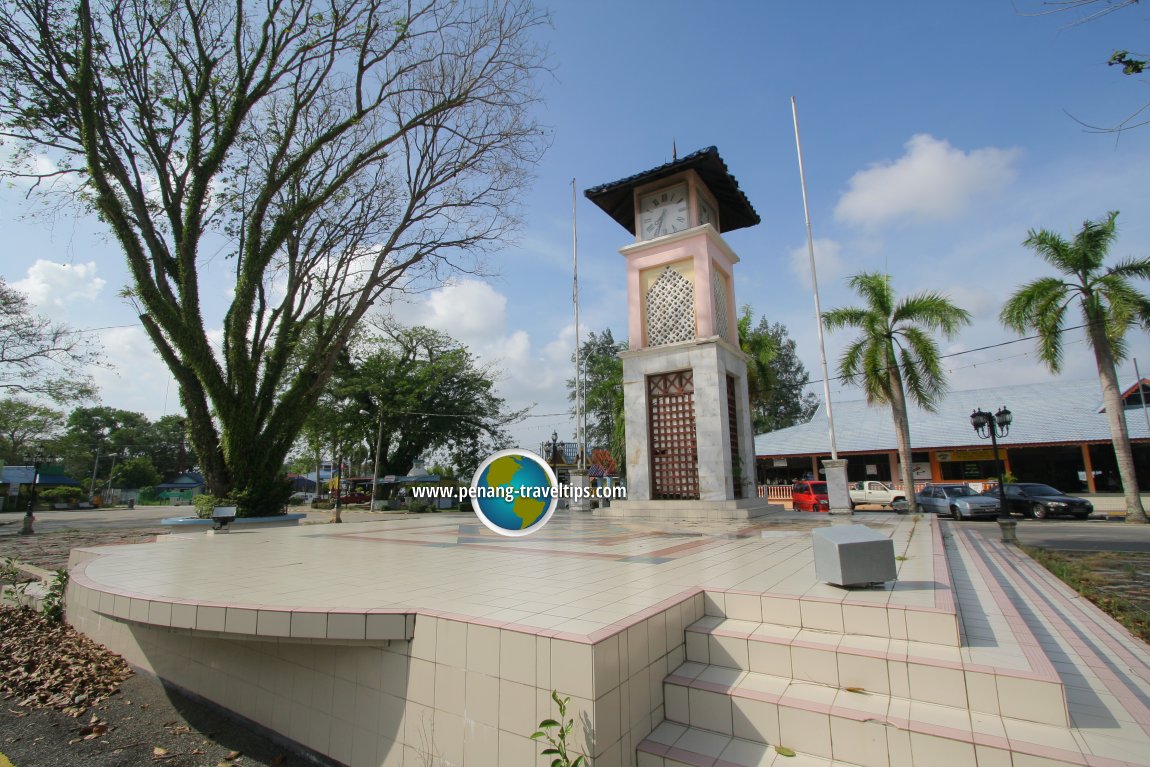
[998,483,1093,520]
[792,481,830,512]
[848,480,905,509]
[338,491,373,504]
[916,483,1000,520]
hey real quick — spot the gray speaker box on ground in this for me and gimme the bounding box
[812,525,897,587]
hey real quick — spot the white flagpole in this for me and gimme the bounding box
[791,96,839,460]
[572,178,585,471]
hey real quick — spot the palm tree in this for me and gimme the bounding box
[1001,211,1150,523]
[823,273,971,504]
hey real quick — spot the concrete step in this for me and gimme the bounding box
[685,615,1068,726]
[652,661,1089,767]
[637,720,851,767]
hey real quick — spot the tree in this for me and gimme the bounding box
[737,307,819,434]
[0,0,547,515]
[0,279,97,402]
[326,322,522,490]
[116,455,161,489]
[568,330,626,475]
[1001,211,1150,523]
[54,405,156,486]
[823,273,971,501]
[0,397,64,464]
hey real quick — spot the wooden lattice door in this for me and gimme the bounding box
[727,375,743,499]
[648,370,700,500]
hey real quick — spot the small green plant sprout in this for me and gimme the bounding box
[42,568,69,623]
[531,690,586,767]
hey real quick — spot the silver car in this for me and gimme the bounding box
[916,483,1001,520]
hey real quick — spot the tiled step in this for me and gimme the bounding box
[637,720,850,767]
[685,616,1068,726]
[701,590,961,648]
[654,661,1092,767]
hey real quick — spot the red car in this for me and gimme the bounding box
[792,481,830,512]
[338,492,373,504]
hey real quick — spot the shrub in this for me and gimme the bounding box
[39,486,83,504]
[409,499,433,513]
[192,494,238,519]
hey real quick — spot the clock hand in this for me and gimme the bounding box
[655,210,667,235]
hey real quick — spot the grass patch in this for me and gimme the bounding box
[1023,547,1150,644]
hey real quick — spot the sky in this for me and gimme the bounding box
[5,1,1150,459]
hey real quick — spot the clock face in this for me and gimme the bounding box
[639,185,689,240]
[698,196,717,229]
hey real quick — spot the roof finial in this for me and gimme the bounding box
[672,138,677,161]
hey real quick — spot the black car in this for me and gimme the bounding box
[998,483,1094,520]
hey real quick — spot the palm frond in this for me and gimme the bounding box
[999,277,1070,333]
[1105,256,1150,282]
[892,292,971,337]
[862,340,892,404]
[898,343,945,412]
[897,331,943,413]
[1070,211,1119,272]
[1022,228,1079,274]
[822,307,871,332]
[847,272,894,318]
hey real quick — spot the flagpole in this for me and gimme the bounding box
[572,178,585,471]
[791,96,839,460]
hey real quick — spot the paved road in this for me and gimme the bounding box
[0,504,187,534]
[1009,517,1150,552]
[7,503,1150,551]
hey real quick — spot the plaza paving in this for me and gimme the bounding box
[57,510,1150,766]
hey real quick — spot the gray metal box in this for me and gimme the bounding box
[812,525,897,587]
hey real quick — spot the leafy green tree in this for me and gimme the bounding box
[54,406,154,486]
[737,307,819,434]
[0,279,97,402]
[568,330,626,476]
[115,456,161,490]
[823,273,971,501]
[0,397,64,464]
[1001,211,1150,523]
[146,415,196,478]
[328,322,523,491]
[0,0,547,515]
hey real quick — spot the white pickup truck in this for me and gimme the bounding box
[848,481,906,509]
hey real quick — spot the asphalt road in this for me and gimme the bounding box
[1009,517,1150,552]
[6,504,1150,551]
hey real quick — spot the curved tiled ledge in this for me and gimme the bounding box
[160,513,306,530]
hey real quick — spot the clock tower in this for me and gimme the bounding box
[585,147,775,518]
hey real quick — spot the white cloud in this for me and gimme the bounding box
[789,238,846,290]
[87,327,181,419]
[386,279,582,449]
[12,260,106,308]
[834,134,1020,227]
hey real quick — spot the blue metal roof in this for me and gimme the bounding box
[754,378,1150,457]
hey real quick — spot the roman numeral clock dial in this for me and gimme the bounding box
[639,185,689,240]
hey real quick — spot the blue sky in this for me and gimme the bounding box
[5,1,1150,455]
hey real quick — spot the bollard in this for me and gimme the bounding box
[998,518,1018,545]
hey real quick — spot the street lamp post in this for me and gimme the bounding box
[21,447,45,536]
[361,408,385,512]
[971,406,1015,543]
[547,430,560,471]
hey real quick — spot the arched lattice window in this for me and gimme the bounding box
[646,266,695,347]
[712,270,730,342]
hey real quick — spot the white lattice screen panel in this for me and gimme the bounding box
[712,270,730,342]
[646,266,695,347]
